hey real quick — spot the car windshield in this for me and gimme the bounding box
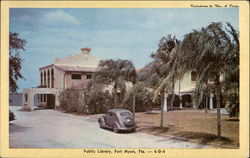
[119,112,131,116]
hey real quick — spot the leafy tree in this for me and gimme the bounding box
[9,32,26,92]
[92,59,137,108]
[154,22,239,137]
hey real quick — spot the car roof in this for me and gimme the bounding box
[107,109,131,113]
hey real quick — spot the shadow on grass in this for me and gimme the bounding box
[174,131,233,146]
[100,126,135,134]
[136,126,171,133]
[137,125,236,147]
[144,112,159,115]
[225,119,239,122]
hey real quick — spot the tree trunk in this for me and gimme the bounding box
[132,93,136,120]
[114,86,118,109]
[170,76,175,110]
[205,81,208,113]
[170,93,175,111]
[215,75,221,137]
[160,95,164,127]
[205,96,208,113]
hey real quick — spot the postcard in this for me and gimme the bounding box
[0,1,249,158]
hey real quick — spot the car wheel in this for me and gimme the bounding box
[99,120,105,128]
[113,123,119,133]
[99,122,103,128]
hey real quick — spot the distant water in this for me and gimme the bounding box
[9,93,39,106]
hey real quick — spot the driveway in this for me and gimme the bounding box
[9,106,213,148]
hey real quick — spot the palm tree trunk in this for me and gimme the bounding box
[114,86,118,109]
[132,93,136,120]
[160,95,164,127]
[205,96,208,113]
[170,75,175,110]
[215,75,221,137]
[205,81,208,113]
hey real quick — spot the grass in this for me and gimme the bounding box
[135,109,239,148]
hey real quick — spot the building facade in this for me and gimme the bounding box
[22,48,100,110]
[163,71,225,111]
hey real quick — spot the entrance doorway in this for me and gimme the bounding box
[47,94,55,109]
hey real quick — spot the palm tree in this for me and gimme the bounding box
[92,59,137,108]
[153,34,180,111]
[137,35,179,127]
[153,22,239,137]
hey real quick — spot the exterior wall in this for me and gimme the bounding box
[54,67,65,89]
[39,49,100,90]
[174,73,196,93]
[64,72,93,89]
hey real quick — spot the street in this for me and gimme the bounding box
[9,106,213,148]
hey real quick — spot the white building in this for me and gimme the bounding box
[22,48,101,110]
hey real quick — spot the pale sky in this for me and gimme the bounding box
[10,8,239,92]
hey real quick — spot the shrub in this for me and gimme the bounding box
[59,87,113,114]
[226,94,239,119]
[59,88,85,113]
[9,110,16,121]
[86,90,113,114]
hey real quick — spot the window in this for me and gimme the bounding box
[120,112,131,116]
[191,71,197,81]
[71,74,81,80]
[86,74,92,79]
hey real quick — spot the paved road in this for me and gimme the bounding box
[9,106,213,148]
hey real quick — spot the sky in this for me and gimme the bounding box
[9,8,239,92]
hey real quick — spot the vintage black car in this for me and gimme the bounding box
[98,109,136,133]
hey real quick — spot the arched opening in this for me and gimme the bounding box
[167,94,180,108]
[47,70,50,88]
[51,69,54,88]
[212,93,225,108]
[181,94,192,107]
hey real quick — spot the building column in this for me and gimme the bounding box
[163,92,168,112]
[27,93,34,110]
[55,93,60,109]
[22,93,27,108]
[179,95,183,108]
[209,94,214,110]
